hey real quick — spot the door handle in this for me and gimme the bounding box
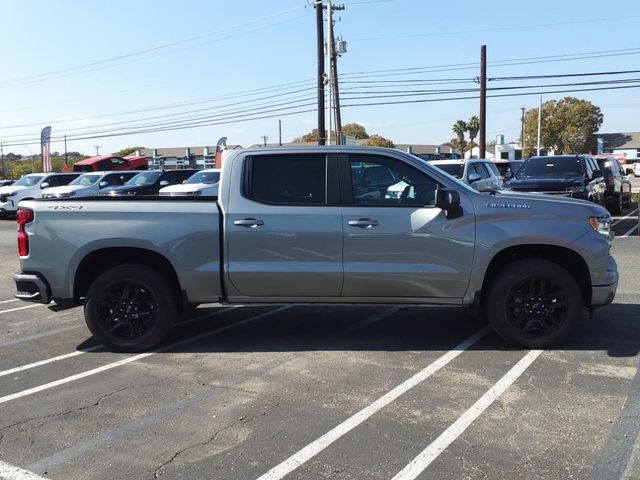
[348,218,378,228]
[234,218,264,227]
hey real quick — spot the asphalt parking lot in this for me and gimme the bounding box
[0,213,639,480]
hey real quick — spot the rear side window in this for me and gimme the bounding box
[484,162,500,177]
[246,154,327,205]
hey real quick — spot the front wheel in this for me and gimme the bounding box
[486,259,582,348]
[84,264,177,352]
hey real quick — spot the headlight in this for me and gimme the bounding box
[6,191,17,197]
[589,216,612,236]
[185,190,202,196]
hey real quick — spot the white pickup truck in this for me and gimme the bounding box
[13,146,618,352]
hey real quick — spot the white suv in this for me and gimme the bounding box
[634,162,640,177]
[0,172,79,216]
[430,159,503,191]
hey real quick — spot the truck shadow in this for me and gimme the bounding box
[80,302,640,358]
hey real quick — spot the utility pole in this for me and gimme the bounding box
[331,30,343,144]
[536,94,542,156]
[261,135,268,147]
[0,142,4,179]
[315,1,325,145]
[278,120,282,146]
[479,45,487,159]
[520,107,525,158]
[326,0,333,145]
[94,145,101,156]
[64,134,68,166]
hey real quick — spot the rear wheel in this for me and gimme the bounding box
[486,259,582,348]
[84,264,177,352]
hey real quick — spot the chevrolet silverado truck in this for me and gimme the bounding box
[13,146,618,351]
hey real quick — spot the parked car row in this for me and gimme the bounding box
[421,154,633,215]
[0,168,222,217]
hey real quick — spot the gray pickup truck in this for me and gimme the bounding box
[14,146,618,351]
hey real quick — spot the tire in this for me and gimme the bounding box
[486,259,582,349]
[623,190,631,209]
[84,264,177,352]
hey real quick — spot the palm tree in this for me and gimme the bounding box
[467,116,480,147]
[452,120,467,157]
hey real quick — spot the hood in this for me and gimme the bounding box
[0,185,28,194]
[159,183,216,194]
[43,185,88,195]
[505,177,584,191]
[491,190,609,216]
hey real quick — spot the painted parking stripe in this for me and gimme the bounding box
[0,304,42,315]
[612,209,638,226]
[0,299,19,304]
[391,349,543,480]
[0,460,47,480]
[28,307,401,473]
[255,326,491,480]
[0,306,234,376]
[0,306,289,405]
[0,325,82,350]
[621,224,638,237]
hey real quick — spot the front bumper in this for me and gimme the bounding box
[590,255,618,308]
[13,272,51,304]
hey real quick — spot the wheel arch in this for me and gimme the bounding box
[480,244,591,308]
[74,247,184,308]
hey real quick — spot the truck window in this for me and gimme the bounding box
[246,154,327,205]
[349,154,437,207]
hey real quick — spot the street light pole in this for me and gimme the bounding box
[536,95,542,156]
[326,0,333,146]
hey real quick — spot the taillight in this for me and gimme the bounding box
[17,208,34,257]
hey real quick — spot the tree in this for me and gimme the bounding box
[292,129,323,143]
[341,123,369,139]
[522,97,603,157]
[452,120,467,156]
[362,135,394,148]
[113,146,145,157]
[467,116,480,147]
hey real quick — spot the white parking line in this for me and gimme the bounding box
[0,299,19,304]
[0,304,42,315]
[612,209,638,226]
[391,349,543,480]
[621,224,638,237]
[255,326,491,480]
[0,460,47,480]
[0,306,290,405]
[0,306,237,377]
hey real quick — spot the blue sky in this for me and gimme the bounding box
[1,0,639,156]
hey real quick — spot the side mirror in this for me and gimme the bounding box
[435,188,463,219]
[625,168,634,175]
[99,181,109,188]
[467,173,482,184]
[159,180,170,187]
[40,182,50,189]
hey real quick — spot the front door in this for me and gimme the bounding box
[342,153,475,300]
[225,152,343,298]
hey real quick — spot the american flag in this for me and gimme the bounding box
[40,126,52,172]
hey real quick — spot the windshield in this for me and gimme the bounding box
[516,157,584,179]
[185,171,220,184]
[13,175,43,187]
[125,171,161,186]
[70,174,101,186]
[433,163,464,179]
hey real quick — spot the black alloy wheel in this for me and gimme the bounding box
[84,264,176,351]
[504,277,568,340]
[487,259,582,348]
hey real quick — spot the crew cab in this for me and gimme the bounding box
[73,155,148,172]
[0,172,79,216]
[594,156,632,214]
[14,147,618,352]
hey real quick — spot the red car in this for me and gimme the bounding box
[73,155,148,172]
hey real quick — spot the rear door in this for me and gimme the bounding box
[341,153,475,300]
[225,153,343,298]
